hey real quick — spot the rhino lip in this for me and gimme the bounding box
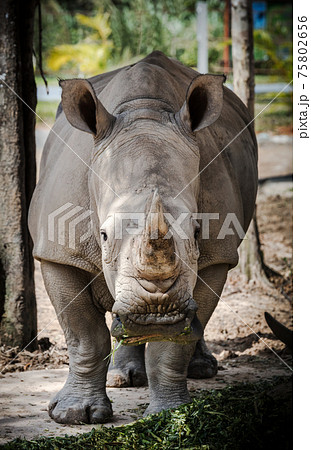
[110,314,203,346]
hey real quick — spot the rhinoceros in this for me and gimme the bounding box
[28,51,257,424]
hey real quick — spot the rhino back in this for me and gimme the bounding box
[91,51,197,107]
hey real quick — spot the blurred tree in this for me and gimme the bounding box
[33,0,88,73]
[47,12,113,76]
[231,0,254,117]
[105,0,225,68]
[0,0,37,349]
[254,29,292,80]
[39,0,226,75]
[231,0,272,283]
[232,0,260,282]
[33,0,292,78]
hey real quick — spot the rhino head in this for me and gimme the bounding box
[60,70,225,345]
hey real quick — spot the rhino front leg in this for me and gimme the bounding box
[41,261,112,424]
[145,341,196,415]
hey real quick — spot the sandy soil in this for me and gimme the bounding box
[0,130,293,444]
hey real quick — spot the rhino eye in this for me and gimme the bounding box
[194,226,200,240]
[101,231,108,242]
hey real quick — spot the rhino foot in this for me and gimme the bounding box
[187,338,218,379]
[49,389,112,424]
[107,344,147,387]
[144,396,191,417]
[106,363,147,387]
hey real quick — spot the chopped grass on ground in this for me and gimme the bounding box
[2,377,292,450]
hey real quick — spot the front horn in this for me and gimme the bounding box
[135,190,178,279]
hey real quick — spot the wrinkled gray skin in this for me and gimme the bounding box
[29,51,257,424]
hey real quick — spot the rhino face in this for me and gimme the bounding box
[93,119,202,345]
[100,190,201,345]
[59,72,225,345]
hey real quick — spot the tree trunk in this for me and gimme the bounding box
[231,0,266,282]
[0,0,37,349]
[238,207,267,281]
[231,0,254,117]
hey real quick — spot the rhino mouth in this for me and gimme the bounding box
[111,275,200,345]
[110,312,203,346]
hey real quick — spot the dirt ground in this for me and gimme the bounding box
[0,130,293,444]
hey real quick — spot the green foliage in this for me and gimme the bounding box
[254,29,292,81]
[38,0,228,75]
[105,0,225,68]
[2,377,292,450]
[33,0,87,68]
[47,12,113,76]
[37,0,292,79]
[255,92,292,133]
[108,0,170,58]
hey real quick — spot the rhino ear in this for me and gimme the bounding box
[59,79,115,139]
[177,74,225,133]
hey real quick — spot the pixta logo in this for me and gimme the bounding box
[48,205,246,249]
[111,212,246,240]
[48,203,94,250]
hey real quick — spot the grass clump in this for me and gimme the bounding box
[1,377,292,450]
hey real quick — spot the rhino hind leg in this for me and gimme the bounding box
[107,344,147,387]
[187,338,218,379]
[186,264,229,380]
[41,261,112,424]
[106,339,216,387]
